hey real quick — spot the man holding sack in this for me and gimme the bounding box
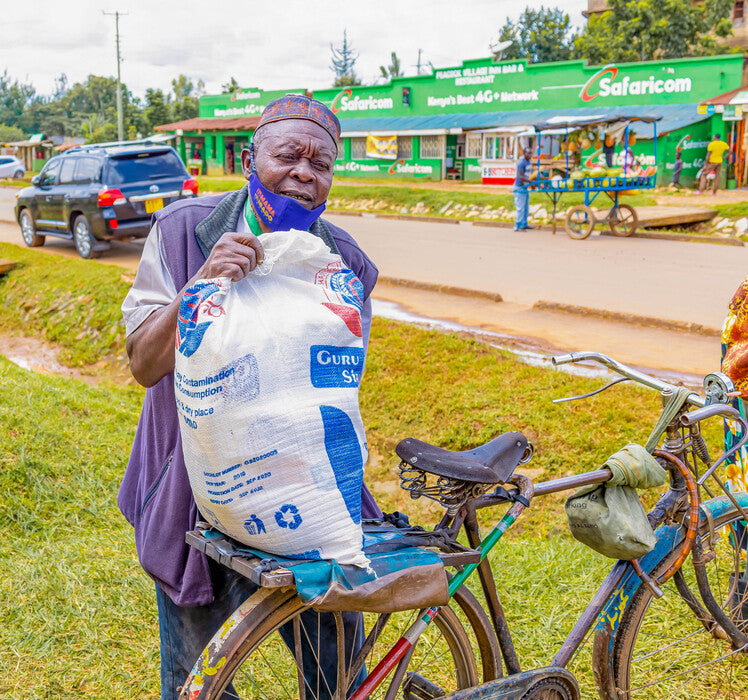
[119,95,381,698]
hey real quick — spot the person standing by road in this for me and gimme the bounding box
[513,146,534,231]
[671,150,684,190]
[698,133,730,194]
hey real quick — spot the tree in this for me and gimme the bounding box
[172,75,204,121]
[221,77,240,95]
[0,71,36,128]
[144,88,173,130]
[493,6,575,63]
[574,0,733,63]
[0,123,26,142]
[379,52,403,80]
[330,29,361,87]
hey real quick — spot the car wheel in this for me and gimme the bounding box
[19,209,45,247]
[13,170,24,179]
[72,215,100,259]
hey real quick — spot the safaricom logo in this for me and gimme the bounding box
[388,160,433,175]
[580,65,692,101]
[331,89,394,114]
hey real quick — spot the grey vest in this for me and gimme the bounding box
[118,186,380,606]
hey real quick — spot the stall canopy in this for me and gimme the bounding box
[338,104,706,139]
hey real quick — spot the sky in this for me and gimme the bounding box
[3,0,588,101]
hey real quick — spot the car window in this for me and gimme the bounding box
[0,157,11,165]
[59,158,76,185]
[73,157,100,184]
[105,150,186,185]
[39,159,61,186]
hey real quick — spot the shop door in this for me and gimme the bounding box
[224,138,235,175]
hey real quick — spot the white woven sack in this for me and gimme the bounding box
[175,228,369,567]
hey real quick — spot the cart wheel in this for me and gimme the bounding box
[609,203,638,237]
[565,205,595,240]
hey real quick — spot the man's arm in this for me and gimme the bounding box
[127,231,264,387]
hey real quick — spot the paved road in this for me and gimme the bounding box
[327,213,748,329]
[0,187,744,375]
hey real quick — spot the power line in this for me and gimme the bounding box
[103,10,128,141]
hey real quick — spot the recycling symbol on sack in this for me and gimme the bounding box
[275,504,303,530]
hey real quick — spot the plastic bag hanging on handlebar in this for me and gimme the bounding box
[565,444,667,560]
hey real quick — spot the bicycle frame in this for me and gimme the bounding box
[350,357,748,699]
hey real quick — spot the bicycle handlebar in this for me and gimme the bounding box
[552,351,706,408]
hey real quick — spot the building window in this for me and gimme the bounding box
[483,136,517,160]
[351,137,367,160]
[397,136,412,159]
[420,135,445,159]
[466,134,482,158]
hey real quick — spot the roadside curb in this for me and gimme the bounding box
[328,210,742,246]
[533,301,721,337]
[600,229,744,247]
[378,277,503,302]
[377,279,719,336]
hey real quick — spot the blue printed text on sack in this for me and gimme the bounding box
[310,345,364,388]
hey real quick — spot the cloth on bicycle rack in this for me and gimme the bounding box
[565,444,665,560]
[230,529,450,613]
[175,228,369,567]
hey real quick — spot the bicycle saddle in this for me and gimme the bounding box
[396,431,529,484]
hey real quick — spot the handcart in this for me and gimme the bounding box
[531,115,661,240]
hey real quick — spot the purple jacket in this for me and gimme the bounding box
[118,186,382,606]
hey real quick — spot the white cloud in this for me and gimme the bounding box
[1,0,587,98]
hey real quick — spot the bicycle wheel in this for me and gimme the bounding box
[608,204,638,238]
[564,205,594,240]
[606,499,748,698]
[180,586,480,699]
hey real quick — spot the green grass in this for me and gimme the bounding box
[715,201,748,219]
[0,243,130,369]
[0,178,30,187]
[0,249,722,695]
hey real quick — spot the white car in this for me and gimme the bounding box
[0,156,26,179]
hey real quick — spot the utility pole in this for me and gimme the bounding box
[103,10,127,141]
[416,48,423,75]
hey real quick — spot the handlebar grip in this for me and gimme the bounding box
[551,353,576,366]
[680,403,741,426]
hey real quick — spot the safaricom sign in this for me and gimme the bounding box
[580,65,692,102]
[331,89,394,113]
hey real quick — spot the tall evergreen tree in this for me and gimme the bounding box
[330,29,361,87]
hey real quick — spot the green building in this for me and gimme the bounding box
[156,53,746,187]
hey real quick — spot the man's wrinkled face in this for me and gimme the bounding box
[241,120,337,209]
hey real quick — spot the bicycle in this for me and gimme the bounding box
[178,351,748,699]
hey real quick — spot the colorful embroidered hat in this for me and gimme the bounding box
[256,94,340,144]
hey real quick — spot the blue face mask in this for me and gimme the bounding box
[247,143,326,232]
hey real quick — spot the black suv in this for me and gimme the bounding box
[15,142,198,258]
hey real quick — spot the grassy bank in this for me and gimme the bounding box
[0,243,130,370]
[0,245,710,695]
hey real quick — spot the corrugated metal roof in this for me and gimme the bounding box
[339,104,709,139]
[155,116,261,132]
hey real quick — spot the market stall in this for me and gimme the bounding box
[531,114,661,239]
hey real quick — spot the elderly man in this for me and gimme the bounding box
[119,95,381,698]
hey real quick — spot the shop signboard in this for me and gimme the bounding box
[313,55,743,121]
[723,105,744,121]
[199,88,305,118]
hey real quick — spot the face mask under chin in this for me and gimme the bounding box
[248,172,326,232]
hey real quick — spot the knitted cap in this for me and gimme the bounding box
[256,94,340,143]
